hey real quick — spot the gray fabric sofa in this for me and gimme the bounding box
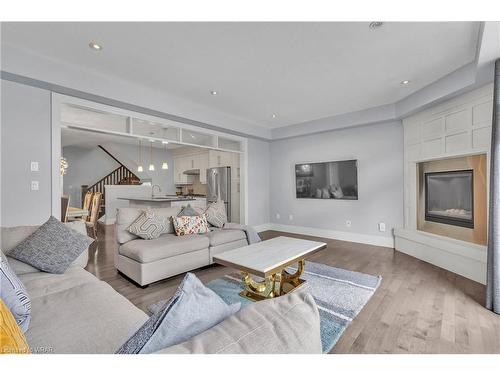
[115,207,248,286]
[1,222,322,354]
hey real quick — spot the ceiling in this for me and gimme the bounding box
[2,22,480,129]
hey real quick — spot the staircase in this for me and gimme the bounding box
[81,145,140,218]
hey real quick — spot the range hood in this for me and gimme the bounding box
[183,169,200,175]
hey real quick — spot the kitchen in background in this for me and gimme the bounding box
[172,147,240,222]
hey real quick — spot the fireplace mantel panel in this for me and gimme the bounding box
[396,84,493,284]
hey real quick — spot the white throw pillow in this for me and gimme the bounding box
[127,210,167,240]
[204,200,227,228]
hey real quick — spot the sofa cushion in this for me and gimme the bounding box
[206,229,246,247]
[157,292,322,354]
[23,273,148,354]
[18,266,99,300]
[7,217,94,274]
[117,273,240,354]
[116,207,181,244]
[1,221,90,274]
[119,234,209,263]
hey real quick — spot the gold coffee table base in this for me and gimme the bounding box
[239,259,307,302]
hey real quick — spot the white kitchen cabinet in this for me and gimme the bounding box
[198,156,208,184]
[173,157,193,184]
[208,150,234,168]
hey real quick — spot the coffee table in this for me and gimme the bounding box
[212,236,327,301]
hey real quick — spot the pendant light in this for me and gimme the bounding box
[161,141,169,170]
[148,139,155,171]
[137,139,143,172]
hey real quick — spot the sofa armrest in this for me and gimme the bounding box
[155,292,322,354]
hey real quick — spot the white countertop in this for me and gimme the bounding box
[117,196,196,202]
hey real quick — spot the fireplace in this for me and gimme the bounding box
[424,170,474,228]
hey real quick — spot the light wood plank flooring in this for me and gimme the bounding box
[86,224,500,353]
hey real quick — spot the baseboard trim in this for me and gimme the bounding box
[255,223,394,248]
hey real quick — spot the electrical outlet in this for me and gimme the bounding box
[30,161,39,172]
[346,220,352,228]
[288,214,294,221]
[276,213,281,220]
[31,181,39,191]
[378,222,386,232]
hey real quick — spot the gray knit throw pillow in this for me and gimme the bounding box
[8,216,94,274]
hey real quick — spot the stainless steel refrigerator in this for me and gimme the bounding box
[206,166,231,222]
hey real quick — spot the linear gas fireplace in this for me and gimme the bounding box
[424,170,474,228]
[417,154,487,245]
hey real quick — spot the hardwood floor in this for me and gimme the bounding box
[86,224,500,354]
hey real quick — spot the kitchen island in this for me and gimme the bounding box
[117,196,195,209]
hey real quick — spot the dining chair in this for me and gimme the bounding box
[61,196,70,223]
[86,192,102,239]
[81,191,93,222]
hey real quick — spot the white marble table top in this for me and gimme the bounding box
[213,236,326,277]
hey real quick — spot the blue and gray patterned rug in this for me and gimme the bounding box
[205,261,381,353]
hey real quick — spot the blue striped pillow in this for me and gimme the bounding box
[0,251,31,332]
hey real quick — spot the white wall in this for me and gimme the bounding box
[246,138,270,226]
[62,146,120,207]
[269,121,404,246]
[1,80,52,226]
[97,142,176,194]
[62,142,176,208]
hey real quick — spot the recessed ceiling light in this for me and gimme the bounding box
[162,141,169,145]
[400,80,411,85]
[271,114,277,118]
[369,22,384,30]
[210,90,218,95]
[88,42,103,51]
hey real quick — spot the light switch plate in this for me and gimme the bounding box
[30,161,39,172]
[31,181,39,191]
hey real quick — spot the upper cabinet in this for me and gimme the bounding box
[173,149,240,185]
[173,157,194,184]
[208,150,233,168]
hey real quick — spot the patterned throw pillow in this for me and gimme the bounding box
[204,200,227,228]
[127,210,167,240]
[7,216,94,274]
[172,215,209,236]
[0,252,31,332]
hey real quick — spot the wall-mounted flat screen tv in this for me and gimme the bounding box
[295,160,358,200]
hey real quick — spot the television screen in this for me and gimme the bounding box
[295,160,358,200]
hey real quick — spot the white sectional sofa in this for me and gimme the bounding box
[1,222,322,354]
[115,207,248,286]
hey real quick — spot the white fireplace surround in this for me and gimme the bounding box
[395,83,493,284]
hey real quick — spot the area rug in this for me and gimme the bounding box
[149,262,381,353]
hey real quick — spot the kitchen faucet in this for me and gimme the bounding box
[152,184,162,198]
